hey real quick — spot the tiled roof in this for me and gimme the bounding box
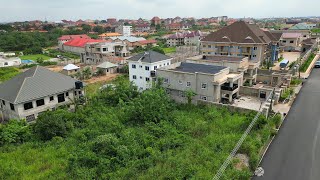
[138,39,157,45]
[201,21,272,44]
[58,34,90,40]
[63,38,103,47]
[0,66,81,104]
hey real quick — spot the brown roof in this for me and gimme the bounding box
[270,32,283,41]
[201,21,272,44]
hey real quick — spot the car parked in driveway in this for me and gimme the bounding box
[315,61,320,68]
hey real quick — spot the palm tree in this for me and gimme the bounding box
[82,67,92,80]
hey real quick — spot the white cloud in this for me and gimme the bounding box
[0,0,318,22]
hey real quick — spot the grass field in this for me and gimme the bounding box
[20,54,51,61]
[163,47,176,54]
[0,67,20,83]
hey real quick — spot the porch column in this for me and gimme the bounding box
[229,93,233,102]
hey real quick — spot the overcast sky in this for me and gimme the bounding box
[0,0,319,22]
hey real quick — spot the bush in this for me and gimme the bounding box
[33,110,74,140]
[290,78,302,86]
[0,120,31,146]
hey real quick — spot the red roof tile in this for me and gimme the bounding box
[139,39,157,45]
[63,38,104,47]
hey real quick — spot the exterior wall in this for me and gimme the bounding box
[200,42,266,63]
[115,26,132,37]
[156,64,241,104]
[62,45,85,54]
[280,38,301,51]
[167,38,184,47]
[0,89,85,122]
[61,69,79,76]
[98,67,117,75]
[128,59,172,91]
[184,36,201,47]
[0,58,21,67]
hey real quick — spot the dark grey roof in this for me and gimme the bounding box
[173,62,227,74]
[202,55,245,62]
[0,66,80,104]
[128,50,172,63]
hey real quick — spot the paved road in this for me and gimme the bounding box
[253,68,320,180]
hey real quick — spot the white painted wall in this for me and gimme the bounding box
[128,59,172,90]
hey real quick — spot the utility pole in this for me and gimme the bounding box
[298,57,301,79]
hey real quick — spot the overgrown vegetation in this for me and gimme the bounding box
[0,76,278,179]
[300,53,316,72]
[280,88,294,101]
[19,54,51,61]
[290,78,302,86]
[0,67,20,83]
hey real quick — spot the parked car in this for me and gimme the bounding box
[315,61,320,68]
[280,59,289,69]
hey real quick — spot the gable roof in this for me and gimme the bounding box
[289,23,311,30]
[201,21,272,44]
[0,66,80,104]
[97,62,118,69]
[127,50,172,63]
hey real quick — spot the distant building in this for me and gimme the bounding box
[115,25,132,36]
[61,38,104,54]
[81,41,129,65]
[166,31,206,47]
[289,23,317,30]
[280,33,302,51]
[98,32,122,39]
[109,36,146,50]
[58,34,91,50]
[151,16,161,25]
[157,62,242,104]
[135,24,151,32]
[0,66,85,122]
[107,18,117,24]
[127,51,173,91]
[96,62,118,75]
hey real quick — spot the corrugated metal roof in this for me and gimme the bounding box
[172,62,227,74]
[0,66,80,104]
[97,62,118,69]
[127,51,172,63]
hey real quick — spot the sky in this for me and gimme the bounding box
[0,0,319,22]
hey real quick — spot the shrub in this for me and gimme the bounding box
[33,110,74,140]
[0,119,31,146]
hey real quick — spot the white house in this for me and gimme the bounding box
[115,25,132,37]
[0,66,85,122]
[62,64,80,76]
[127,51,173,91]
[0,56,21,67]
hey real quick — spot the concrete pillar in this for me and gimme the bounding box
[229,93,233,102]
[230,81,234,88]
[214,85,221,102]
[249,79,253,86]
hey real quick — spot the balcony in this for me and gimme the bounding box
[221,83,239,91]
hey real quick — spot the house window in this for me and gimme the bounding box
[140,76,143,79]
[36,99,45,107]
[132,64,136,69]
[253,55,257,58]
[167,62,170,65]
[146,77,150,82]
[24,102,33,110]
[186,81,191,87]
[154,66,157,70]
[2,100,5,105]
[66,92,69,97]
[253,47,257,50]
[145,66,150,71]
[203,45,206,48]
[4,62,8,66]
[208,45,211,48]
[290,40,294,44]
[133,75,137,79]
[200,96,207,101]
[201,83,207,89]
[283,40,287,43]
[139,65,143,68]
[50,96,54,101]
[57,93,65,103]
[103,48,107,51]
[164,78,169,84]
[10,103,15,111]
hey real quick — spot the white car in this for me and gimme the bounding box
[315,61,320,68]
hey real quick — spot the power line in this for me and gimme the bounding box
[213,91,273,180]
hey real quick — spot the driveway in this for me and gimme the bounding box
[253,68,320,180]
[273,52,301,70]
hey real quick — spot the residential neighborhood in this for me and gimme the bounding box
[1,1,320,179]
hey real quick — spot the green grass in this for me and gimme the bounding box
[300,53,316,72]
[0,67,20,83]
[163,47,176,54]
[20,54,51,61]
[311,28,320,33]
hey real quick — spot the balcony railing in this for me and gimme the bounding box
[221,83,239,91]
